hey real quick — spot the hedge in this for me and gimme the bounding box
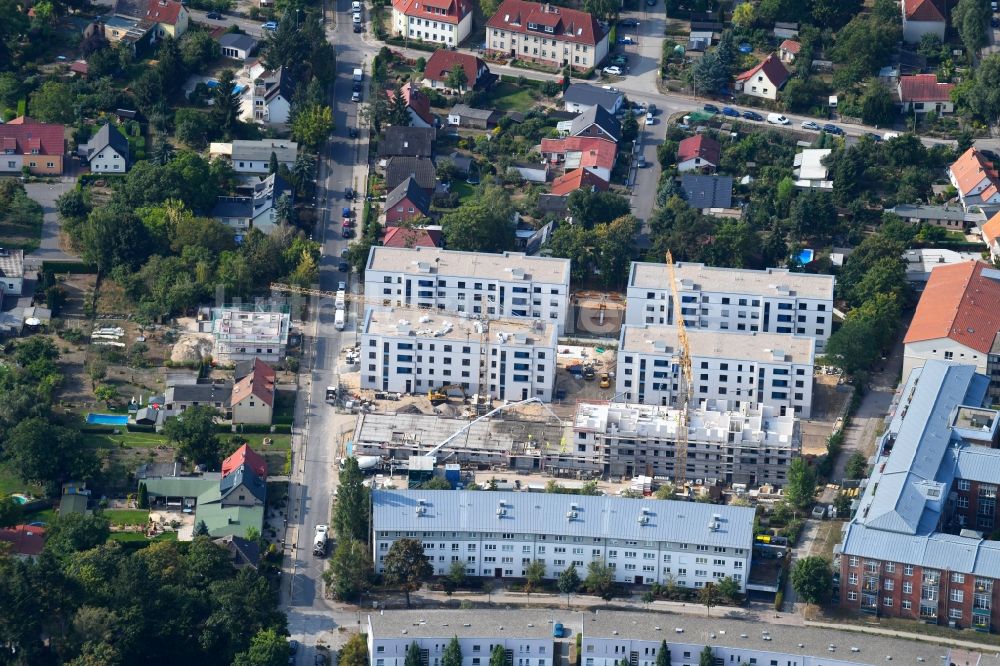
[78,173,127,186]
[41,261,98,274]
[215,423,234,434]
[127,424,155,433]
[273,424,292,434]
[384,36,438,52]
[81,425,117,434]
[233,424,271,434]
[499,74,543,88]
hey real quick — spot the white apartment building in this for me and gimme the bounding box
[372,490,754,588]
[617,325,815,417]
[573,401,799,486]
[210,307,291,363]
[625,262,835,351]
[360,306,558,402]
[365,247,571,333]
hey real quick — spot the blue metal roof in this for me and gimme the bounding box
[373,490,755,549]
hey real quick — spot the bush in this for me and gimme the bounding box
[127,424,156,433]
[273,424,292,434]
[41,261,98,274]
[234,424,271,434]
[774,590,784,611]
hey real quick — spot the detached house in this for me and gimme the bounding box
[486,0,609,70]
[230,359,275,425]
[676,134,720,173]
[949,147,1000,213]
[735,53,790,101]
[110,0,189,43]
[897,74,954,115]
[778,39,800,63]
[981,211,1000,263]
[422,50,490,92]
[0,117,66,175]
[385,156,437,194]
[550,168,608,196]
[385,177,433,225]
[386,82,436,128]
[391,0,473,46]
[539,136,616,182]
[248,66,293,125]
[564,105,621,143]
[0,248,24,298]
[378,126,436,159]
[562,83,623,114]
[211,173,293,235]
[902,0,946,43]
[83,123,130,173]
[382,226,442,248]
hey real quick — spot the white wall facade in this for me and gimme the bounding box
[394,8,473,46]
[88,146,127,173]
[737,72,779,100]
[489,28,608,69]
[902,16,945,44]
[252,95,290,125]
[903,338,988,381]
[231,398,272,425]
[582,638,872,666]
[0,154,24,173]
[368,629,553,666]
[2,274,23,296]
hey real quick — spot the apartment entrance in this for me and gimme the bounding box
[634,576,643,585]
[494,567,503,578]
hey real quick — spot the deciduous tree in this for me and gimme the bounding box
[324,537,372,602]
[383,538,433,607]
[557,564,580,605]
[163,405,222,467]
[333,457,370,543]
[791,556,833,604]
[584,559,615,600]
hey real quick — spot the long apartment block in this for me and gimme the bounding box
[626,262,834,351]
[360,306,558,402]
[573,401,799,486]
[372,489,755,587]
[617,325,816,417]
[364,246,571,333]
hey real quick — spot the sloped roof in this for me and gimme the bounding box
[680,174,733,209]
[222,443,268,480]
[569,105,621,142]
[424,50,484,86]
[540,136,617,170]
[0,525,46,557]
[904,0,945,22]
[382,226,442,248]
[392,0,471,24]
[904,261,1000,354]
[486,0,607,47]
[735,53,790,89]
[778,39,800,54]
[230,358,275,408]
[114,0,185,24]
[86,123,130,163]
[983,210,1000,245]
[195,491,264,538]
[0,249,24,280]
[550,168,608,196]
[0,117,65,157]
[898,74,954,102]
[379,126,436,158]
[218,32,258,52]
[385,176,433,216]
[677,134,720,165]
[950,147,999,197]
[562,83,622,111]
[387,82,435,126]
[386,156,437,191]
[218,464,267,504]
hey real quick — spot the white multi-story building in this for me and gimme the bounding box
[360,306,557,402]
[372,490,755,587]
[365,247,571,333]
[617,325,815,417]
[573,401,799,486]
[210,306,290,363]
[625,262,835,351]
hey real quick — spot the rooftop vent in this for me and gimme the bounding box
[675,628,684,633]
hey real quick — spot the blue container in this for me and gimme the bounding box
[445,464,461,488]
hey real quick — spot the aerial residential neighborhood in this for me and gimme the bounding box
[4,0,1000,664]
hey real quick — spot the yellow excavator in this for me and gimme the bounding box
[428,384,467,405]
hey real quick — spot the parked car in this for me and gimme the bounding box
[205,11,221,18]
[338,260,350,272]
[703,103,720,113]
[352,0,362,10]
[353,22,363,32]
[351,91,361,102]
[261,21,278,30]
[766,113,790,125]
[599,373,611,388]
[553,623,566,638]
[342,218,353,229]
[289,640,299,655]
[800,120,820,130]
[340,248,349,259]
[742,110,763,121]
[602,65,623,76]
[342,227,353,238]
[338,281,347,291]
[864,132,882,142]
[352,12,361,23]
[646,0,655,6]
[611,55,628,66]
[349,127,358,138]
[619,18,639,26]
[344,187,355,200]
[637,154,646,167]
[617,36,635,45]
[721,106,739,117]
[647,103,657,115]
[822,123,844,135]
[646,111,654,123]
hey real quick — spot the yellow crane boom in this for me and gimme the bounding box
[665,251,692,487]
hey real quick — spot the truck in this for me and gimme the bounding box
[340,455,381,472]
[353,67,363,82]
[326,385,337,403]
[335,289,346,308]
[313,524,328,556]
[335,308,345,330]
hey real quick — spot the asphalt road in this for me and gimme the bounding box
[23,178,79,266]
[186,6,269,36]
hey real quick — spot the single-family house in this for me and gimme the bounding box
[230,359,275,425]
[949,147,1000,213]
[218,32,258,60]
[676,135,720,174]
[391,0,473,47]
[213,534,260,569]
[793,148,833,189]
[778,39,800,63]
[679,174,735,214]
[773,22,798,39]
[111,0,189,41]
[735,54,790,101]
[382,225,443,248]
[83,123,130,173]
[550,168,608,196]
[567,105,621,143]
[211,173,293,235]
[386,82,436,128]
[163,381,233,416]
[385,177,433,225]
[539,136,616,182]
[422,50,490,92]
[902,0,946,43]
[982,211,1000,263]
[385,156,437,194]
[512,161,549,183]
[446,104,502,129]
[0,117,66,175]
[378,126,436,159]
[0,525,46,560]
[562,83,623,114]
[69,60,89,77]
[486,0,609,70]
[0,249,25,297]
[249,66,293,124]
[889,204,970,231]
[222,443,268,479]
[897,74,954,115]
[212,139,297,175]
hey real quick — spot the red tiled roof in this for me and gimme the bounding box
[231,358,275,409]
[144,0,184,24]
[387,82,435,126]
[70,60,89,75]
[735,53,790,88]
[677,134,720,165]
[898,74,954,102]
[382,226,443,248]
[424,50,484,87]
[486,0,607,47]
[779,39,800,54]
[0,117,65,157]
[222,443,268,479]
[550,168,608,196]
[983,211,1000,245]
[904,0,945,22]
[904,261,1000,354]
[0,525,46,557]
[392,0,471,24]
[540,136,617,170]
[950,147,999,197]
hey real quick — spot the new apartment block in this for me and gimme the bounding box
[360,306,557,402]
[616,325,815,417]
[364,247,571,333]
[209,306,290,363]
[625,262,835,351]
[573,401,799,486]
[372,489,755,587]
[837,361,1000,632]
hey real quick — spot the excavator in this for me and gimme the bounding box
[428,384,467,405]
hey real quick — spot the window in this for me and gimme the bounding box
[903,582,913,595]
[958,479,971,491]
[884,596,893,607]
[904,565,914,576]
[952,573,965,584]
[884,579,894,591]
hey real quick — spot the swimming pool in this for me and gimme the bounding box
[86,413,129,426]
[798,249,815,265]
[206,79,247,94]
[10,494,29,505]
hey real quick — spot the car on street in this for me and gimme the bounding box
[647,103,657,115]
[342,206,352,217]
[602,65,622,76]
[289,641,299,655]
[703,103,719,113]
[340,248,349,259]
[353,22,363,32]
[721,106,739,117]
[349,127,358,138]
[864,132,882,142]
[611,55,628,66]
[338,281,347,291]
[822,123,844,135]
[767,113,790,125]
[315,655,327,666]
[599,373,611,388]
[617,36,635,45]
[342,218,354,228]
[342,227,353,238]
[636,153,646,167]
[351,90,361,101]
[338,260,350,272]
[352,12,361,23]
[352,80,363,92]
[618,18,639,26]
[646,0,655,6]
[345,187,354,200]
[261,21,278,30]
[742,110,763,121]
[646,110,654,123]
[352,0,362,10]
[205,11,221,18]
[800,120,820,130]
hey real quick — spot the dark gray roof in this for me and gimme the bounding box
[379,127,435,158]
[385,156,436,191]
[211,173,291,221]
[212,197,253,218]
[213,534,261,568]
[166,382,233,407]
[258,66,294,103]
[562,83,622,111]
[569,105,621,142]
[87,123,130,163]
[449,104,499,121]
[218,32,258,53]
[234,360,254,381]
[537,194,568,216]
[446,152,473,175]
[385,177,432,216]
[219,465,267,504]
[680,174,734,209]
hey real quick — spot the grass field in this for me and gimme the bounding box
[0,465,42,496]
[109,531,178,543]
[84,431,168,449]
[488,82,538,113]
[0,191,43,252]
[104,509,150,526]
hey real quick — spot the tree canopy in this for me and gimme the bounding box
[791,556,834,604]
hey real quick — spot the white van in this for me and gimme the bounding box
[335,308,346,330]
[352,0,362,10]
[767,113,790,125]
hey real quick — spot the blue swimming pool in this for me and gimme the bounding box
[206,79,247,94]
[798,249,815,265]
[86,413,129,425]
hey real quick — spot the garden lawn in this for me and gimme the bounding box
[105,509,150,526]
[0,465,43,496]
[84,431,169,449]
[239,433,292,450]
[109,531,178,543]
[487,82,537,113]
[450,180,476,203]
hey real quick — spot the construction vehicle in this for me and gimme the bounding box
[313,524,329,556]
[428,384,467,405]
[583,364,596,380]
[665,250,693,487]
[599,373,611,388]
[326,385,337,403]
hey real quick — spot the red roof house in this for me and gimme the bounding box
[222,443,268,480]
[778,39,800,63]
[0,525,46,559]
[422,50,490,92]
[230,359,276,426]
[540,136,617,182]
[485,0,609,70]
[390,0,473,46]
[550,168,608,196]
[948,147,1000,210]
[902,0,945,44]
[735,54,789,101]
[897,74,955,114]
[386,82,435,128]
[677,135,721,173]
[0,117,66,175]
[382,226,443,248]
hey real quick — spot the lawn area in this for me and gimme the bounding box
[24,508,57,525]
[0,189,43,252]
[0,464,42,496]
[104,509,150,526]
[487,82,538,113]
[240,433,292,450]
[109,531,178,543]
[450,180,476,203]
[84,431,168,449]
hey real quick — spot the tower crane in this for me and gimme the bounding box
[665,251,693,488]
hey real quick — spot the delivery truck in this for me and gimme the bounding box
[335,308,345,330]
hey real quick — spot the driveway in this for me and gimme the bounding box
[23,178,78,266]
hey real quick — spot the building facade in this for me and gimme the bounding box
[210,307,290,363]
[372,490,755,587]
[364,247,571,333]
[0,249,25,297]
[486,0,609,70]
[616,325,815,417]
[360,306,557,402]
[625,262,835,352]
[391,0,473,47]
[0,117,65,175]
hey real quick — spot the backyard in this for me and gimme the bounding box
[0,181,44,252]
[487,81,540,113]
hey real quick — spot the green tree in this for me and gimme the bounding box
[388,84,411,127]
[211,68,242,137]
[4,417,99,491]
[809,0,862,30]
[692,50,729,94]
[325,537,372,602]
[731,2,754,27]
[656,641,670,666]
[340,634,369,666]
[860,80,897,127]
[567,189,631,229]
[421,476,452,490]
[525,560,546,594]
[45,513,111,558]
[490,645,507,666]
[830,14,901,89]
[0,496,22,528]
[698,646,714,666]
[232,628,290,666]
[446,559,467,591]
[137,482,149,510]
[163,405,222,467]
[953,0,990,58]
[268,151,279,175]
[291,104,334,151]
[584,559,615,600]
[441,184,515,252]
[621,111,639,143]
[28,80,76,123]
[94,384,117,404]
[383,538,433,607]
[716,576,740,602]
[443,637,462,666]
[194,520,210,536]
[56,188,90,221]
[845,451,868,479]
[699,582,722,615]
[333,457,370,543]
[405,642,423,666]
[583,0,617,21]
[557,564,581,605]
[791,556,833,604]
[785,458,816,512]
[445,63,468,90]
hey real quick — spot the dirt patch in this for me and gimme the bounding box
[801,375,853,457]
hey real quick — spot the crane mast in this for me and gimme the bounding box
[665,251,693,488]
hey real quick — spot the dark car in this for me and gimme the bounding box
[344,187,354,200]
[289,641,299,654]
[647,103,657,115]
[340,248,349,259]
[742,110,763,121]
[353,22,363,32]
[342,228,353,239]
[646,0,655,6]
[315,655,327,666]
[348,127,358,138]
[864,132,882,142]
[206,11,222,18]
[338,260,350,272]
[823,123,844,135]
[619,18,639,26]
[721,106,739,117]
[703,103,720,114]
[352,80,363,92]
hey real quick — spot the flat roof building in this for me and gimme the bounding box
[210,306,290,363]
